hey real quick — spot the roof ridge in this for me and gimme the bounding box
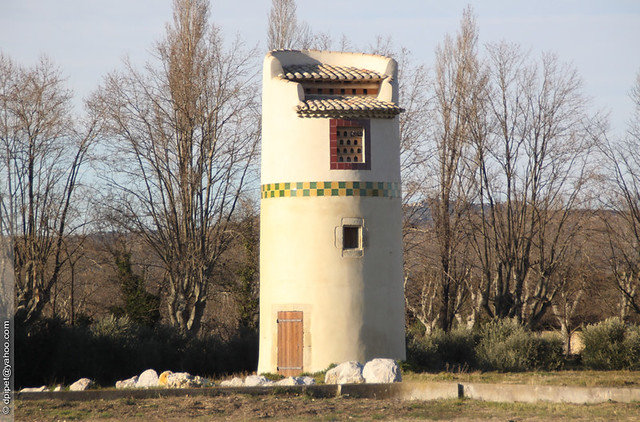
[267,49,392,60]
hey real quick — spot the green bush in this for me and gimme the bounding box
[406,325,478,371]
[627,327,640,370]
[108,252,160,327]
[406,320,563,372]
[405,330,441,371]
[475,319,564,372]
[435,326,479,370]
[91,315,135,338]
[581,318,640,370]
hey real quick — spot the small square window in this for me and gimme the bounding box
[343,226,360,249]
[335,218,365,257]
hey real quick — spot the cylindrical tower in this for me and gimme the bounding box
[259,50,405,375]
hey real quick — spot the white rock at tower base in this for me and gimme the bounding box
[362,358,402,383]
[136,369,159,388]
[115,376,138,389]
[220,377,244,387]
[244,375,273,386]
[324,361,365,384]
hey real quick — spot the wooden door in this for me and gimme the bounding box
[277,311,303,376]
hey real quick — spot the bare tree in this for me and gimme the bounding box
[93,0,259,335]
[601,71,640,318]
[0,54,96,325]
[427,8,486,331]
[403,269,438,333]
[403,9,485,332]
[267,0,312,50]
[470,43,597,327]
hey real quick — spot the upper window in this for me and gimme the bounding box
[337,126,363,163]
[330,119,371,170]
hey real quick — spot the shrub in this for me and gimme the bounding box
[407,320,563,373]
[405,330,441,371]
[626,326,640,370]
[108,252,160,327]
[406,326,478,371]
[475,319,563,372]
[581,318,640,370]
[91,315,135,339]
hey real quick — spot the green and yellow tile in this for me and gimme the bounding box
[261,181,401,199]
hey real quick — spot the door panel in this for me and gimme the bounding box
[277,311,303,376]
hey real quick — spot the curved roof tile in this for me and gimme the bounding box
[280,64,384,82]
[296,95,403,119]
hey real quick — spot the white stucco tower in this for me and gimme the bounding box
[259,50,405,375]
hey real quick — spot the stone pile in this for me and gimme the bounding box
[219,377,244,387]
[20,369,214,392]
[20,381,89,393]
[19,358,400,392]
[217,358,400,387]
[219,375,316,387]
[115,369,213,389]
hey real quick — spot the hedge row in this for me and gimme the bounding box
[407,317,640,372]
[406,318,564,372]
[18,316,640,387]
[16,315,258,388]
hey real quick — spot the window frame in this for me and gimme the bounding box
[335,217,365,258]
[330,119,371,170]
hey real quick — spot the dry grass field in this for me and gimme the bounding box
[16,394,640,421]
[403,369,640,387]
[16,370,640,420]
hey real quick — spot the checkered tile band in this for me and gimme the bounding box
[261,181,401,199]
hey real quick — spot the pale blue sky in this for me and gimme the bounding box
[1,0,639,134]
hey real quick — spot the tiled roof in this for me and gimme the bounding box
[280,64,384,82]
[296,95,403,119]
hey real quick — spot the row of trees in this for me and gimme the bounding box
[1,0,639,347]
[405,9,600,332]
[1,0,260,335]
[402,10,640,347]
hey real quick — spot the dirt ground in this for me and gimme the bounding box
[16,393,640,421]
